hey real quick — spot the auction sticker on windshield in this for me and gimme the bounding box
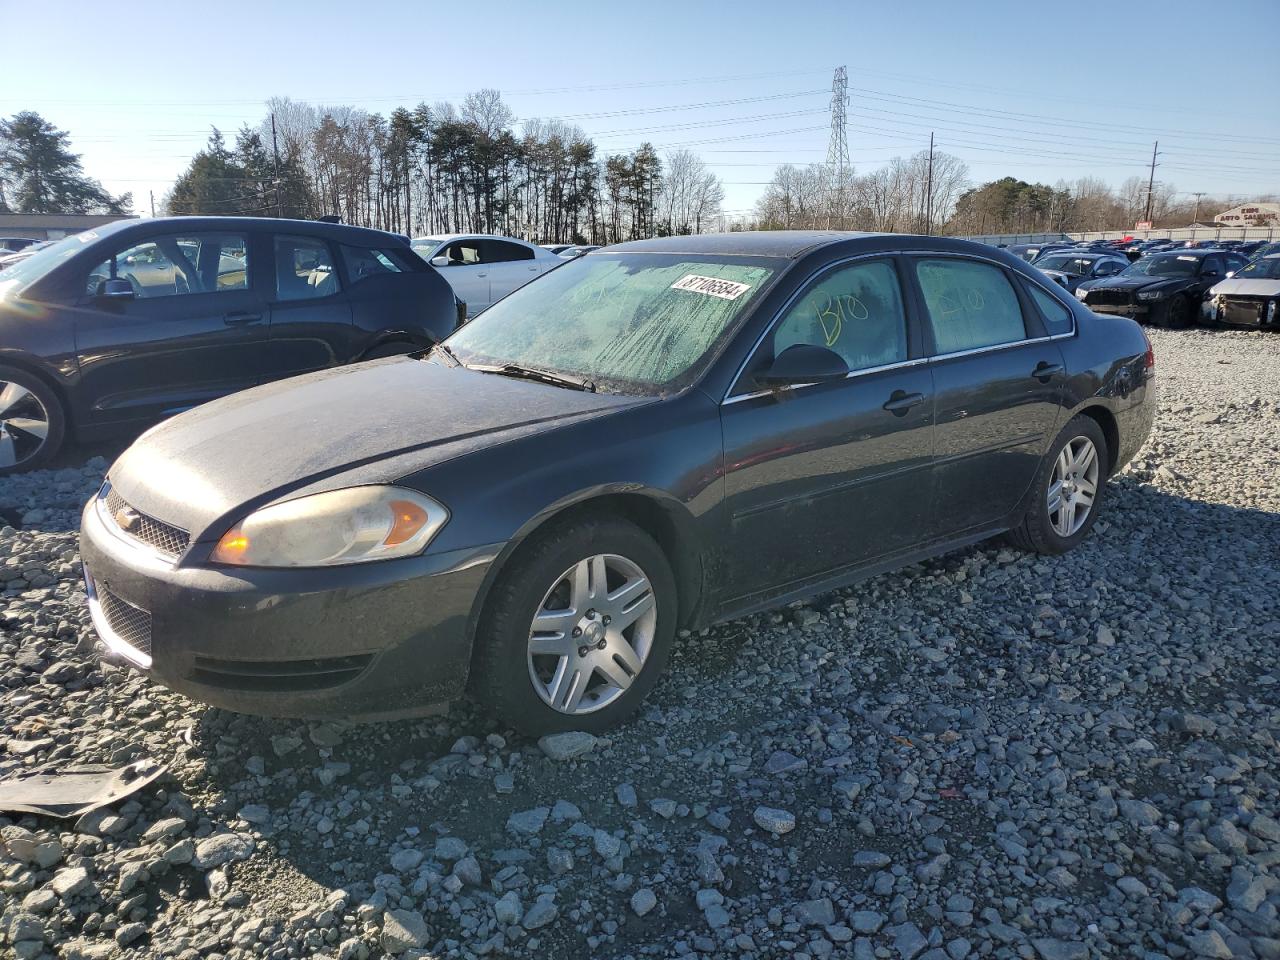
[670,274,752,300]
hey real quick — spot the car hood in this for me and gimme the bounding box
[108,357,645,540]
[1082,274,1188,292]
[1210,277,1280,297]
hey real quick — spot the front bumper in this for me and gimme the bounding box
[80,495,499,720]
[1086,302,1150,320]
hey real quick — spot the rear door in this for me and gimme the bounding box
[264,233,356,378]
[481,238,545,305]
[73,230,267,427]
[909,256,1069,537]
[719,256,936,602]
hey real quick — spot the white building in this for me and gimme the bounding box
[1215,202,1280,226]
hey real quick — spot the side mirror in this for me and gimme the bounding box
[430,256,450,268]
[96,278,134,300]
[756,343,849,387]
[1225,271,1235,279]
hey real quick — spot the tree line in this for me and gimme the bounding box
[750,154,1264,236]
[165,90,725,244]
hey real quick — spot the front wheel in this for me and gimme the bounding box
[1156,294,1192,329]
[1006,414,1108,556]
[0,365,66,475]
[470,515,677,735]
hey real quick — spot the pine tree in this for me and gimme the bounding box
[0,111,131,214]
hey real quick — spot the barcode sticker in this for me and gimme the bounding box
[670,274,752,301]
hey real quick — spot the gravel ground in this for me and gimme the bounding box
[1,328,1277,960]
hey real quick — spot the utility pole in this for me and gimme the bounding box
[925,132,935,236]
[1191,191,1206,224]
[825,66,849,230]
[1143,140,1160,225]
[270,113,284,217]
[149,190,155,219]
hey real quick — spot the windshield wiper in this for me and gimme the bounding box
[469,363,596,392]
[430,342,461,366]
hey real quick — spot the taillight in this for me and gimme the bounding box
[1141,329,1155,369]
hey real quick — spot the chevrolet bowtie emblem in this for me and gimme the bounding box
[115,506,141,532]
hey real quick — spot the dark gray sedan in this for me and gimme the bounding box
[81,232,1155,734]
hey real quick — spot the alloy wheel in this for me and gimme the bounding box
[0,380,51,470]
[527,553,657,715]
[1048,436,1100,538]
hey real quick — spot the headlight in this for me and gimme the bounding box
[212,486,448,567]
[1074,288,1089,301]
[1136,290,1164,301]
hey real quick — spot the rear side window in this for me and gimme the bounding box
[772,259,908,372]
[341,245,405,283]
[1026,283,1075,336]
[275,236,339,301]
[915,258,1027,354]
[481,239,534,263]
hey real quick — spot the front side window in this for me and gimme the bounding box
[447,252,780,394]
[915,258,1027,354]
[275,236,338,301]
[772,259,907,372]
[442,240,482,266]
[86,233,248,299]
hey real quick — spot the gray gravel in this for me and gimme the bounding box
[1,327,1278,959]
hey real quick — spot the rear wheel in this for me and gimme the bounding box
[0,365,65,475]
[1006,414,1107,556]
[470,515,677,735]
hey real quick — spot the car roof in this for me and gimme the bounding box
[413,233,535,245]
[94,216,409,246]
[606,231,899,258]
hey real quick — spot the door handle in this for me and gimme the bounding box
[476,272,487,278]
[529,265,540,271]
[883,390,926,416]
[224,312,263,326]
[1032,361,1064,382]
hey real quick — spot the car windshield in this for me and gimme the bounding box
[1235,256,1280,280]
[0,232,96,297]
[1037,255,1094,274]
[445,252,781,394]
[1120,254,1201,278]
[411,238,444,257]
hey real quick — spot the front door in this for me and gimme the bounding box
[720,257,936,605]
[74,230,267,427]
[909,255,1067,536]
[437,239,491,315]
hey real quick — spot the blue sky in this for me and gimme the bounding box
[3,0,1277,220]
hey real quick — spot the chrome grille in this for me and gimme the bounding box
[102,484,190,559]
[97,586,153,659]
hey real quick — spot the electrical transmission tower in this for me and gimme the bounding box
[826,66,849,230]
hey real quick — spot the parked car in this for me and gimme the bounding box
[540,244,574,256]
[1245,241,1280,263]
[1235,241,1265,259]
[1033,251,1129,293]
[1009,241,1073,262]
[410,234,563,315]
[1075,248,1248,326]
[80,232,1154,733]
[0,241,51,274]
[0,216,460,472]
[560,244,600,259]
[0,237,40,253]
[1204,254,1280,328]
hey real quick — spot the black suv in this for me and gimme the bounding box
[0,217,461,472]
[1074,248,1248,327]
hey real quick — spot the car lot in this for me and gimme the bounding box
[0,327,1276,959]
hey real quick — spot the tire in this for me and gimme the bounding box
[1156,294,1192,329]
[0,364,66,475]
[470,515,678,735]
[1006,414,1108,556]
